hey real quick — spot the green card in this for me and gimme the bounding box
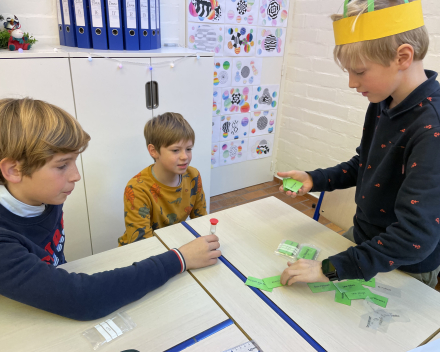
[335,291,351,306]
[365,289,388,308]
[277,241,299,256]
[345,290,369,300]
[297,246,317,260]
[245,277,273,292]
[354,278,376,288]
[307,282,336,293]
[334,280,365,294]
[263,275,283,289]
[283,178,303,193]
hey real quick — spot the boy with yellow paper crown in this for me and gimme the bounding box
[279,0,440,288]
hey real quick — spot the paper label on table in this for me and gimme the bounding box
[263,275,283,289]
[99,322,118,339]
[245,277,273,292]
[108,0,120,28]
[91,0,103,28]
[372,282,401,297]
[140,0,149,29]
[125,0,137,28]
[278,243,298,255]
[94,324,113,342]
[334,280,365,294]
[355,278,376,288]
[308,282,336,293]
[345,289,369,300]
[334,291,351,306]
[283,178,303,193]
[74,0,86,26]
[297,246,317,260]
[106,319,123,336]
[365,289,388,308]
[62,0,71,25]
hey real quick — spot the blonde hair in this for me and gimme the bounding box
[332,0,429,69]
[144,112,195,155]
[0,98,90,184]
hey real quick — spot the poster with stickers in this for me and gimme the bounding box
[212,116,221,141]
[213,87,223,116]
[224,25,256,56]
[219,139,248,165]
[188,0,226,23]
[231,57,262,86]
[252,85,279,111]
[187,23,224,55]
[211,142,220,168]
[213,58,233,87]
[219,113,250,141]
[221,86,252,114]
[256,27,286,56]
[225,0,259,25]
[249,110,276,136]
[248,134,274,160]
[258,0,289,27]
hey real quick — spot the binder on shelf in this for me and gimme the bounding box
[74,0,92,48]
[122,0,139,50]
[56,0,66,45]
[139,0,151,50]
[61,0,77,47]
[106,0,124,50]
[149,0,158,49]
[155,0,161,49]
[88,0,108,50]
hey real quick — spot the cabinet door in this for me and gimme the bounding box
[0,58,92,261]
[70,57,153,254]
[151,56,213,206]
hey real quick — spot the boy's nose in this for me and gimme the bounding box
[71,165,81,182]
[348,73,360,89]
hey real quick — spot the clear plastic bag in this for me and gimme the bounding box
[274,239,300,260]
[82,311,136,350]
[296,244,320,260]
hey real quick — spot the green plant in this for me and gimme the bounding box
[23,32,37,45]
[0,30,9,49]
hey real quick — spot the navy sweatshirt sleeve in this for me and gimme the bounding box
[0,229,182,321]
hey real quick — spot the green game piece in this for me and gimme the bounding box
[365,289,388,308]
[283,178,303,193]
[307,282,337,293]
[335,291,351,306]
[355,278,376,288]
[297,246,317,260]
[263,275,283,289]
[277,240,299,256]
[245,277,273,292]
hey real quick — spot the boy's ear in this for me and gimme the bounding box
[147,144,159,161]
[0,158,23,184]
[396,44,414,71]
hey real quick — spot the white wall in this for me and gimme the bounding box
[275,0,440,175]
[0,0,183,46]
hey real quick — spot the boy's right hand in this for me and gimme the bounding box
[178,234,221,270]
[277,170,313,198]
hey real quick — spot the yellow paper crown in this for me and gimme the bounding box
[333,0,424,46]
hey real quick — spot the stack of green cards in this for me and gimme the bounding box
[297,246,317,260]
[283,178,303,193]
[277,240,299,256]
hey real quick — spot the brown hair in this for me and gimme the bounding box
[144,112,195,156]
[0,98,90,184]
[332,0,429,69]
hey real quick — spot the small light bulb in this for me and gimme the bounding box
[54,48,58,52]
[118,63,123,69]
[149,65,153,71]
[170,62,175,68]
[88,56,93,62]
[18,48,23,53]
[196,54,200,60]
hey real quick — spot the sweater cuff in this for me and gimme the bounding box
[170,248,186,273]
[306,170,327,193]
[329,248,364,281]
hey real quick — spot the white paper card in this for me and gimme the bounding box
[140,0,149,29]
[219,139,248,165]
[212,116,221,142]
[150,0,156,29]
[108,0,120,28]
[188,23,224,55]
[221,86,252,114]
[219,113,250,141]
[214,58,233,87]
[252,85,279,111]
[249,110,276,136]
[224,25,256,56]
[91,0,103,28]
[258,0,290,27]
[62,0,71,25]
[248,134,274,160]
[74,0,86,27]
[232,57,262,86]
[94,324,113,342]
[126,0,137,28]
[56,0,63,25]
[225,0,259,25]
[256,27,286,56]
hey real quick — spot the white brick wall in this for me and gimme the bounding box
[0,0,182,46]
[275,0,440,175]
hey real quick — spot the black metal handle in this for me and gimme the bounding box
[145,81,159,110]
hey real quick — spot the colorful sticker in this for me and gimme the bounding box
[248,134,274,160]
[258,0,289,27]
[188,0,226,23]
[219,113,250,141]
[252,85,279,111]
[256,27,286,56]
[223,25,256,56]
[222,86,252,114]
[249,110,276,135]
[220,139,248,165]
[232,57,262,86]
[225,0,259,25]
[214,58,232,87]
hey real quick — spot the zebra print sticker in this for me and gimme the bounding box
[258,0,289,27]
[188,0,225,23]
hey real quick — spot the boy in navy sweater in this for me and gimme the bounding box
[0,98,221,320]
[279,0,440,288]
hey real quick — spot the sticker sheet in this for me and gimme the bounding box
[219,139,248,165]
[212,115,221,142]
[213,87,222,116]
[225,0,259,25]
[188,0,226,23]
[248,134,274,160]
[221,86,252,114]
[232,57,262,86]
[224,25,256,56]
[219,113,250,141]
[256,27,286,56]
[249,110,276,136]
[258,0,289,27]
[252,85,279,110]
[214,58,233,87]
[188,23,224,55]
[211,142,220,168]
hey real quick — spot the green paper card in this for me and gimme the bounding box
[283,178,303,193]
[345,290,369,300]
[366,289,388,308]
[245,277,273,292]
[307,282,337,293]
[354,278,376,288]
[277,241,299,256]
[297,246,317,260]
[335,291,351,306]
[263,275,283,289]
[334,280,365,294]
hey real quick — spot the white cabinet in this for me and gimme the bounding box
[0,47,213,257]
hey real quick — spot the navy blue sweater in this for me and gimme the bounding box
[0,203,182,320]
[309,70,440,281]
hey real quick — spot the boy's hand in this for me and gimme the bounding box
[178,234,221,270]
[280,259,329,285]
[277,170,313,198]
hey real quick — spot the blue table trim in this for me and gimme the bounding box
[181,221,325,352]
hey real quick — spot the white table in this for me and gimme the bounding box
[183,325,249,352]
[0,237,228,352]
[155,224,316,352]
[179,196,440,352]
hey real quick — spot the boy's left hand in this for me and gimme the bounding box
[281,259,329,285]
